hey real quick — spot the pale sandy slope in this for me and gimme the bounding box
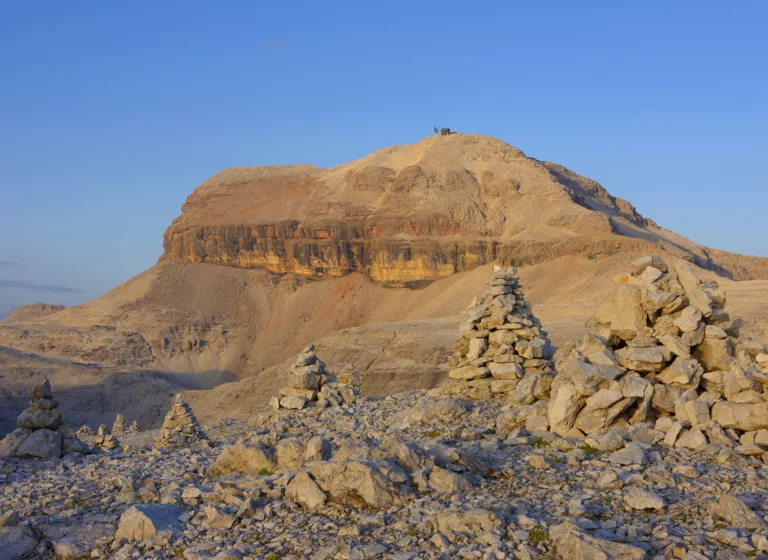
[2,254,767,430]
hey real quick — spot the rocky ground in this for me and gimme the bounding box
[3,391,768,559]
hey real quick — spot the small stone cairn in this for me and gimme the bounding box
[271,345,361,410]
[93,424,120,451]
[155,394,207,449]
[112,413,128,435]
[547,255,768,450]
[446,265,554,401]
[76,424,94,438]
[0,379,88,459]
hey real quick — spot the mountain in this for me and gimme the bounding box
[162,134,768,283]
[2,134,767,432]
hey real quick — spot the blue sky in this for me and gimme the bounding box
[1,1,766,318]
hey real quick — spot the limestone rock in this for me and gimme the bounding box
[208,442,275,476]
[115,504,182,543]
[0,526,41,560]
[550,521,646,559]
[15,428,62,460]
[307,460,406,509]
[286,471,327,509]
[715,495,766,529]
[624,488,664,511]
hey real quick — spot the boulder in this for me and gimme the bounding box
[433,508,500,536]
[712,402,768,432]
[15,429,62,460]
[114,504,182,543]
[308,460,405,509]
[285,471,327,509]
[208,442,275,476]
[715,495,766,529]
[592,283,647,340]
[624,488,664,510]
[428,467,471,493]
[16,407,62,430]
[550,521,646,559]
[0,527,40,560]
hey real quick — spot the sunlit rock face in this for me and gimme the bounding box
[161,134,767,284]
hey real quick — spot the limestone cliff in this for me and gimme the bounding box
[161,134,768,283]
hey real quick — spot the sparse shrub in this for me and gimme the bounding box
[529,526,549,545]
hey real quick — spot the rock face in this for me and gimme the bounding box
[155,394,207,449]
[271,345,361,410]
[161,134,768,285]
[445,265,554,401]
[547,255,768,443]
[0,379,87,459]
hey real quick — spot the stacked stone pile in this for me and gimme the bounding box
[547,255,768,448]
[0,379,88,459]
[76,424,94,438]
[271,345,361,410]
[155,394,207,449]
[447,265,554,401]
[93,424,120,451]
[112,414,128,435]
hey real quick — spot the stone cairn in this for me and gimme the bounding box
[446,265,554,401]
[93,424,120,451]
[76,424,94,438]
[0,379,88,459]
[271,345,361,410]
[155,394,207,449]
[112,413,128,435]
[547,255,768,450]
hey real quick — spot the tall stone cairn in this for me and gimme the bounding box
[155,394,207,449]
[547,255,768,450]
[112,413,128,435]
[271,345,361,410]
[0,379,89,459]
[447,265,554,401]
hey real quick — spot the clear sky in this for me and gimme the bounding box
[1,1,766,318]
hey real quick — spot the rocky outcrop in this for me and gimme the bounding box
[161,134,768,284]
[0,379,88,459]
